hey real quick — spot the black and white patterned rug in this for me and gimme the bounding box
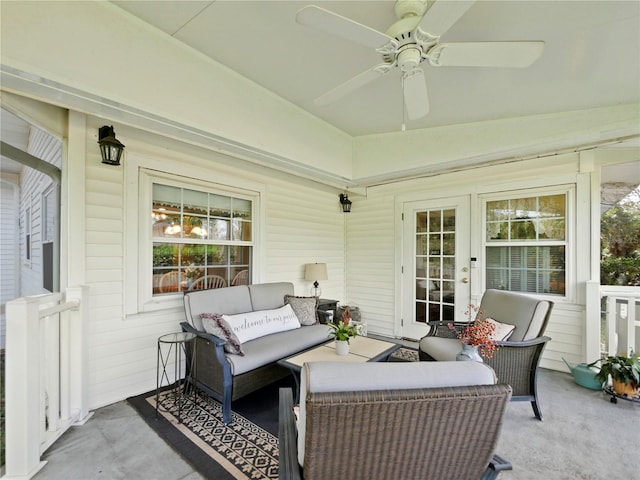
[128,347,418,480]
[153,389,278,479]
[390,346,420,362]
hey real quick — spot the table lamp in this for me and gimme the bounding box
[305,263,328,297]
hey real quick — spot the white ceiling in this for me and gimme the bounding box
[111,0,640,137]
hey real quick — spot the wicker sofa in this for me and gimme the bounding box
[181,282,329,424]
[279,361,513,480]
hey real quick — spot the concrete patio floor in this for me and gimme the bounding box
[30,367,640,480]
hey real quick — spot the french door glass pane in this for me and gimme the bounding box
[415,208,456,323]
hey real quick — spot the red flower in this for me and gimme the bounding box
[448,305,498,359]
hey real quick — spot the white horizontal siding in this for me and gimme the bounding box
[345,190,396,337]
[542,306,585,371]
[83,124,346,409]
[19,125,61,297]
[346,157,593,369]
[0,178,19,349]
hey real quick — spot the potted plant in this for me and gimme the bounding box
[328,309,358,355]
[448,305,499,361]
[591,353,640,397]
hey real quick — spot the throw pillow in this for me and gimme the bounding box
[221,304,301,343]
[200,313,245,355]
[486,317,516,341]
[284,295,319,325]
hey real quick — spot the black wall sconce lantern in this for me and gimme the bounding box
[339,193,352,213]
[98,125,125,166]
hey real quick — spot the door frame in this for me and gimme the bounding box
[394,191,481,339]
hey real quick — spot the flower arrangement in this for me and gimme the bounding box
[328,308,358,343]
[185,266,202,280]
[449,304,498,359]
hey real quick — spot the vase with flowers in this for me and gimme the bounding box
[328,307,358,355]
[184,266,202,289]
[449,304,498,362]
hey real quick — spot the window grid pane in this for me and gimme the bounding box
[152,183,252,295]
[486,193,567,296]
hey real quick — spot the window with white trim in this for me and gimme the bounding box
[24,205,31,263]
[149,179,253,297]
[484,191,568,296]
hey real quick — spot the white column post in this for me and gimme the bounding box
[5,297,48,479]
[585,280,601,362]
[66,285,91,423]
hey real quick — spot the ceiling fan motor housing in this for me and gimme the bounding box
[384,1,438,67]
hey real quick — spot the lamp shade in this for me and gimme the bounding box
[305,263,328,282]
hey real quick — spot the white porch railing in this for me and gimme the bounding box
[4,286,90,480]
[586,282,640,361]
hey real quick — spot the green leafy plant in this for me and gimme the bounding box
[590,354,640,389]
[328,319,358,343]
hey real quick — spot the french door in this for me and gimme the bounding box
[401,196,471,340]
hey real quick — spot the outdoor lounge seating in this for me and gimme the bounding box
[180,282,329,424]
[419,289,553,420]
[279,361,513,480]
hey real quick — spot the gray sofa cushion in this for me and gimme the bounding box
[225,324,329,375]
[248,282,294,311]
[184,285,253,330]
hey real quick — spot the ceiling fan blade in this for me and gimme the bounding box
[315,65,391,106]
[428,41,545,67]
[402,68,429,120]
[418,0,476,38]
[296,5,393,50]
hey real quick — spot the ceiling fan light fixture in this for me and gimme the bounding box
[398,46,423,72]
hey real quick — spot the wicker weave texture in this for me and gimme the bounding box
[302,385,511,480]
[485,344,538,396]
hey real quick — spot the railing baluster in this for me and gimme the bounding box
[625,298,636,356]
[597,286,640,359]
[606,296,617,356]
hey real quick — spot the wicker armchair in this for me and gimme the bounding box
[279,361,513,480]
[419,289,554,420]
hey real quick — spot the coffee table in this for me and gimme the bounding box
[277,336,401,401]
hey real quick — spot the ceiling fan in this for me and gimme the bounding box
[296,0,544,120]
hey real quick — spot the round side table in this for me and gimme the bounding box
[156,331,197,423]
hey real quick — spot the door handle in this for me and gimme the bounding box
[461,278,469,283]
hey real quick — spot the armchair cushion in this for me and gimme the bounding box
[479,289,551,341]
[418,336,461,361]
